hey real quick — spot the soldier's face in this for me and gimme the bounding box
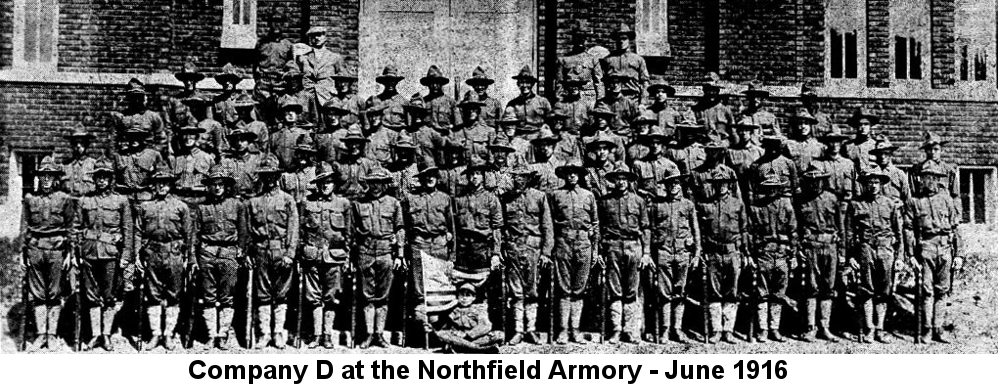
[512,174,530,191]
[565,84,580,98]
[318,181,335,196]
[798,123,813,137]
[71,140,88,156]
[153,181,171,197]
[39,174,56,192]
[517,80,533,95]
[864,180,882,195]
[457,290,475,307]
[747,96,759,109]
[344,142,362,156]
[922,176,942,194]
[420,175,438,189]
[468,171,484,188]
[296,151,314,166]
[464,107,480,121]
[230,139,248,152]
[876,151,892,167]
[308,33,326,47]
[181,134,198,148]
[428,83,443,94]
[824,141,842,157]
[595,116,609,129]
[736,128,753,145]
[502,124,517,137]
[492,151,509,166]
[366,114,380,128]
[714,181,730,196]
[536,143,554,159]
[473,84,488,94]
[283,110,299,124]
[563,172,579,186]
[608,80,622,94]
[594,145,611,161]
[183,80,195,91]
[615,35,631,51]
[324,112,342,128]
[337,81,354,94]
[667,180,682,196]
[369,182,386,197]
[925,144,941,160]
[610,176,628,192]
[857,120,872,136]
[94,174,112,191]
[383,82,398,94]
[208,181,226,197]
[654,89,670,104]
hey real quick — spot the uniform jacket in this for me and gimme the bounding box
[600,50,649,101]
[62,156,97,197]
[135,196,192,255]
[218,150,262,198]
[632,157,680,198]
[454,188,503,250]
[299,193,352,264]
[598,191,651,256]
[556,51,603,100]
[404,189,454,238]
[193,196,248,263]
[332,155,380,200]
[549,185,599,243]
[649,195,700,260]
[425,93,462,132]
[247,187,300,258]
[501,188,554,257]
[170,147,214,192]
[352,194,405,256]
[696,192,748,252]
[74,190,132,261]
[748,195,798,251]
[22,190,75,248]
[506,92,552,130]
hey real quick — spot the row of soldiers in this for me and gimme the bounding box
[22,24,963,352]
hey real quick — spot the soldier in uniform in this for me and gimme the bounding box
[746,133,798,205]
[73,158,132,351]
[291,26,345,123]
[738,80,782,143]
[487,137,522,196]
[500,166,553,345]
[453,159,504,277]
[315,100,353,165]
[584,134,628,198]
[404,94,450,168]
[692,73,735,147]
[632,126,681,198]
[332,67,365,129]
[905,166,963,343]
[842,108,879,171]
[648,172,700,343]
[190,94,225,157]
[403,164,455,332]
[366,65,409,131]
[746,174,798,343]
[387,135,420,198]
[554,71,592,145]
[555,21,603,103]
[112,79,167,156]
[799,83,832,135]
[647,77,692,137]
[506,66,552,138]
[548,111,584,165]
[795,165,843,342]
[847,169,904,343]
[691,141,740,204]
[421,65,462,133]
[725,120,764,201]
[870,137,912,204]
[600,23,649,104]
[435,282,505,353]
[583,104,627,164]
[115,127,166,203]
[21,157,75,351]
[529,127,565,193]
[213,64,243,130]
[697,173,748,344]
[463,66,504,127]
[253,20,293,126]
[270,97,312,170]
[62,125,98,197]
[332,126,380,201]
[452,94,497,163]
[624,110,657,164]
[280,135,325,203]
[169,126,214,206]
[246,156,300,349]
[192,165,247,350]
[229,93,269,156]
[165,61,207,130]
[135,167,193,350]
[598,166,652,343]
[298,165,353,349]
[438,142,470,196]
[352,168,406,348]
[548,162,599,344]
[910,133,959,200]
[364,102,400,167]
[599,70,641,133]
[784,110,823,173]
[216,129,262,199]
[811,125,856,229]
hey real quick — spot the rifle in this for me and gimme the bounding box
[349,261,357,348]
[649,266,659,344]
[20,255,30,352]
[747,261,758,343]
[498,258,506,345]
[548,261,555,345]
[74,263,82,352]
[294,262,304,348]
[914,259,923,344]
[399,265,408,348]
[701,256,709,344]
[245,257,254,349]
[599,260,607,344]
[185,260,198,349]
[136,261,145,352]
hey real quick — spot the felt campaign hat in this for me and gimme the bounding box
[175,61,205,83]
[465,66,495,86]
[420,65,450,86]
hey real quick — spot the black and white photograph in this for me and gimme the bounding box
[0,0,996,364]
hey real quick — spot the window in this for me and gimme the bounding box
[17,152,47,195]
[955,0,995,83]
[222,0,258,49]
[825,0,865,81]
[890,0,929,82]
[958,44,988,81]
[12,0,58,69]
[635,0,669,56]
[960,167,994,224]
[894,36,923,79]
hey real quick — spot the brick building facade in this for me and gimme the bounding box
[1,0,997,225]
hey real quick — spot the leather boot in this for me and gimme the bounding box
[769,303,785,342]
[306,307,322,348]
[872,303,890,343]
[671,301,688,343]
[569,299,585,343]
[217,308,235,350]
[201,308,218,350]
[607,301,623,343]
[322,310,337,349]
[145,306,162,351]
[657,303,671,343]
[707,303,722,344]
[755,303,769,343]
[801,298,817,342]
[254,305,272,349]
[933,328,950,344]
[622,302,641,343]
[102,303,118,351]
[372,305,389,347]
[859,300,873,343]
[524,303,539,344]
[86,307,102,351]
[817,299,838,342]
[359,304,375,348]
[919,298,933,343]
[47,305,69,351]
[272,304,288,349]
[162,306,180,350]
[932,300,949,343]
[509,300,524,344]
[555,298,570,344]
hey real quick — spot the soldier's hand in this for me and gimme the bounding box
[908,257,922,272]
[281,256,294,269]
[594,255,605,268]
[640,254,654,269]
[190,261,200,273]
[954,256,965,272]
[892,259,904,273]
[490,255,502,271]
[19,252,27,268]
[540,255,552,268]
[445,233,453,242]
[393,258,404,271]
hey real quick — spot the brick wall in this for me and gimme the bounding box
[665,0,705,82]
[931,0,957,89]
[0,0,13,69]
[867,0,891,87]
[308,0,360,59]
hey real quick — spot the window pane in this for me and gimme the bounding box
[233,0,241,25]
[243,0,251,25]
[895,36,907,79]
[975,51,988,81]
[974,171,986,223]
[911,39,922,79]
[831,29,842,78]
[961,45,969,81]
[38,0,54,62]
[960,169,971,223]
[845,30,857,78]
[24,0,39,63]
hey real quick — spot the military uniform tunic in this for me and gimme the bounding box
[649,195,699,300]
[796,190,842,299]
[691,163,740,204]
[697,193,747,302]
[247,188,300,304]
[451,123,497,164]
[549,186,599,296]
[22,190,75,303]
[784,137,823,172]
[135,196,192,306]
[600,50,649,102]
[530,159,564,194]
[847,194,903,301]
[269,125,310,170]
[217,151,263,199]
[556,51,603,101]
[584,161,628,198]
[404,189,454,301]
[910,159,959,199]
[599,191,650,302]
[74,191,132,307]
[555,97,592,134]
[693,101,735,146]
[115,148,165,201]
[332,155,380,201]
[425,93,462,132]
[365,93,409,130]
[169,147,214,203]
[193,197,247,308]
[299,193,352,308]
[747,154,799,204]
[454,188,503,273]
[905,192,960,299]
[632,157,681,198]
[352,195,404,303]
[365,128,399,166]
[506,93,552,134]
[882,164,912,204]
[747,195,797,302]
[665,143,706,176]
[62,156,97,197]
[501,188,553,301]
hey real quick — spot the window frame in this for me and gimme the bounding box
[11,0,59,71]
[634,0,670,57]
[221,0,258,49]
[959,166,995,225]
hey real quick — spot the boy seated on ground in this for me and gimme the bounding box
[434,282,504,353]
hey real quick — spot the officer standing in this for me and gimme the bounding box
[463,66,504,127]
[331,126,380,201]
[648,172,700,343]
[799,83,832,135]
[192,165,247,350]
[500,166,553,345]
[910,133,959,200]
[696,173,748,344]
[746,175,798,343]
[598,166,652,343]
[298,165,353,349]
[453,159,504,287]
[352,168,406,348]
[292,27,345,121]
[795,165,843,342]
[169,126,214,206]
[365,65,409,131]
[247,156,300,349]
[216,129,262,199]
[135,167,193,351]
[403,164,455,332]
[21,156,75,351]
[555,21,603,103]
[421,65,462,133]
[600,23,649,104]
[73,158,132,351]
[548,162,599,344]
[62,125,98,198]
[847,169,904,343]
[811,125,856,230]
[905,166,963,343]
[553,72,591,152]
[506,66,552,138]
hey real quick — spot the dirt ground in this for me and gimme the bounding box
[2,237,996,354]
